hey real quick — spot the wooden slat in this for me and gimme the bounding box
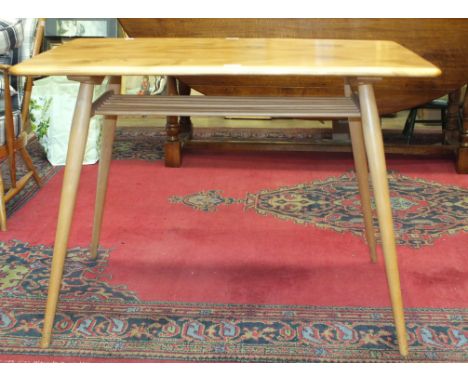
[91,90,115,117]
[94,95,361,118]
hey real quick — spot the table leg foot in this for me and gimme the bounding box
[165,140,182,167]
[349,118,377,262]
[358,82,409,357]
[456,148,468,173]
[40,335,51,349]
[41,81,94,348]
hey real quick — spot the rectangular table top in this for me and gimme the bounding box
[11,37,441,78]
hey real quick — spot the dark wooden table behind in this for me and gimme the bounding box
[119,18,468,172]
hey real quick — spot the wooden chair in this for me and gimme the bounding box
[0,19,44,230]
[402,99,449,144]
[402,86,466,144]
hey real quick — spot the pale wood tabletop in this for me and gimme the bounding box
[10,37,441,78]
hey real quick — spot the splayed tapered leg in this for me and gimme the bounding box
[358,82,408,357]
[90,77,121,259]
[349,118,377,262]
[40,81,95,349]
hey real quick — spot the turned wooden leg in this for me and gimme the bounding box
[349,118,377,263]
[165,76,182,167]
[165,117,181,168]
[358,82,408,357]
[90,77,121,259]
[40,81,95,349]
[178,80,193,138]
[456,87,468,173]
[0,174,6,231]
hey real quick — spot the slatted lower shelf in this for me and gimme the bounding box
[93,94,361,118]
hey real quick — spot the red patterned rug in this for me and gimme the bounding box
[1,146,467,362]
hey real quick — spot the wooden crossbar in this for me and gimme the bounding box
[92,94,361,118]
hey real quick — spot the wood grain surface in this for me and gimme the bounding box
[120,18,466,114]
[10,37,439,78]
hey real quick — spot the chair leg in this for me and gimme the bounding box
[349,118,377,262]
[402,108,417,144]
[178,80,193,138]
[3,71,17,188]
[21,19,45,127]
[0,173,7,231]
[40,81,94,349]
[358,82,409,357]
[441,108,447,132]
[19,143,42,186]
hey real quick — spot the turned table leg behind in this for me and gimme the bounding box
[165,76,182,167]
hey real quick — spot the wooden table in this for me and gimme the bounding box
[120,19,468,173]
[11,37,441,357]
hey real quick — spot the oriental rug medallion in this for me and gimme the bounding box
[169,171,468,248]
